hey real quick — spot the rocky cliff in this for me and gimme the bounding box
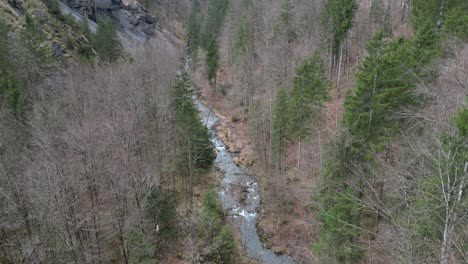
[62,0,155,39]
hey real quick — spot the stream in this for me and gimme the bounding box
[196,101,295,264]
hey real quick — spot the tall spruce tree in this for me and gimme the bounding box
[171,68,215,202]
[201,0,229,48]
[342,31,426,159]
[321,0,358,55]
[206,36,220,85]
[288,52,330,139]
[270,87,289,174]
[187,0,201,55]
[171,68,215,171]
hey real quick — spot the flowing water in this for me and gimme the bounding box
[196,101,295,264]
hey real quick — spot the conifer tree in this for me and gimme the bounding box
[288,52,330,139]
[187,0,201,55]
[171,68,215,202]
[171,68,215,171]
[94,17,122,62]
[342,31,423,158]
[321,0,358,55]
[0,22,22,114]
[370,0,385,24]
[270,87,289,174]
[201,0,229,48]
[277,0,297,42]
[206,36,219,86]
[22,13,52,67]
[234,16,254,57]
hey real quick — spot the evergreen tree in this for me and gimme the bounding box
[171,68,215,171]
[42,0,61,16]
[94,17,122,62]
[270,87,289,173]
[277,0,297,42]
[321,0,358,54]
[201,0,229,48]
[288,52,330,139]
[411,0,468,35]
[342,31,424,159]
[206,36,219,85]
[80,17,93,39]
[187,0,201,55]
[213,225,237,264]
[234,16,254,58]
[22,13,52,67]
[411,106,468,263]
[370,0,385,24]
[0,22,23,115]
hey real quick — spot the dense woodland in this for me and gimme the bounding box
[0,0,467,263]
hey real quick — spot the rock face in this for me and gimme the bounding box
[61,0,155,39]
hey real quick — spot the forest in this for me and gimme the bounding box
[0,0,467,263]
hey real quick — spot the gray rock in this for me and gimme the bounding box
[51,42,66,58]
[61,0,155,39]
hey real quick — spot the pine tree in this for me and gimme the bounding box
[288,52,330,139]
[270,87,289,174]
[206,36,219,85]
[94,17,122,62]
[171,68,215,202]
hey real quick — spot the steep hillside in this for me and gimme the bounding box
[187,0,467,263]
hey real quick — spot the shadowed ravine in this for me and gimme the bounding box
[196,101,295,264]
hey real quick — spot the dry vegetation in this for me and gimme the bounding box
[190,0,467,263]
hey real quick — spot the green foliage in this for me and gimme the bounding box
[22,13,53,66]
[145,187,177,240]
[315,29,441,262]
[123,226,158,264]
[201,0,229,48]
[199,190,237,263]
[288,52,330,139]
[410,112,468,261]
[456,103,468,137]
[202,188,224,218]
[171,68,215,170]
[0,22,23,115]
[275,0,297,42]
[321,0,358,53]
[187,0,201,55]
[42,0,60,15]
[94,17,122,62]
[212,225,237,264]
[199,189,224,237]
[270,87,289,169]
[234,16,254,58]
[370,0,385,23]
[412,0,468,38]
[313,187,364,263]
[342,31,430,160]
[206,36,220,83]
[444,4,468,39]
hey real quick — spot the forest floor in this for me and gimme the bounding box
[190,58,342,263]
